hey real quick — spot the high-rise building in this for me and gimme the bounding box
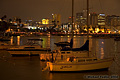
[42,18,49,24]
[76,12,83,23]
[89,12,98,27]
[98,13,106,26]
[106,15,120,26]
[76,12,86,26]
[52,14,61,27]
[68,16,75,24]
[68,16,72,24]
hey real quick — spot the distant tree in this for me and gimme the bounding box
[9,19,12,22]
[18,19,21,23]
[0,21,9,32]
[1,15,7,21]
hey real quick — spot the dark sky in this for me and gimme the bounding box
[0,0,120,23]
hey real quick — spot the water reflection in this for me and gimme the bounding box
[17,36,20,45]
[49,73,53,80]
[74,36,76,37]
[11,36,13,45]
[47,37,50,48]
[47,70,112,80]
[102,41,104,44]
[48,35,50,38]
[100,48,104,59]
[42,38,46,48]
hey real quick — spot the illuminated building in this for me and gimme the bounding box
[52,14,61,27]
[76,12,86,26]
[68,16,75,24]
[90,12,98,27]
[42,18,49,24]
[106,15,120,26]
[25,20,33,26]
[98,13,106,26]
[68,16,72,23]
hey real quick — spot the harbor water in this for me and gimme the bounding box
[0,36,120,80]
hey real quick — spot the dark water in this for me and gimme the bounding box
[0,36,120,80]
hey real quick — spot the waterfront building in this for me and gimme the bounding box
[52,14,61,27]
[68,16,75,24]
[106,15,120,32]
[42,18,49,24]
[25,20,33,26]
[98,13,106,26]
[106,15,120,26]
[89,12,98,28]
[76,12,86,26]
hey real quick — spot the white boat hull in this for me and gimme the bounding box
[47,58,113,72]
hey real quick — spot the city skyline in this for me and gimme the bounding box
[0,0,120,23]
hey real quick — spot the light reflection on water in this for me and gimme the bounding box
[17,36,20,45]
[11,36,13,45]
[0,36,120,80]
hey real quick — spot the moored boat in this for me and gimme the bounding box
[7,46,51,56]
[46,57,113,72]
[40,39,89,61]
[7,38,51,56]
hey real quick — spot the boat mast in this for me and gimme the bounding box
[72,0,74,39]
[87,0,89,40]
[87,0,90,56]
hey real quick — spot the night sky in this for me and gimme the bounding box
[0,0,120,23]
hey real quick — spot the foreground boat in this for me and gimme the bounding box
[46,57,113,72]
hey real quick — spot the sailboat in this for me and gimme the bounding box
[42,0,113,72]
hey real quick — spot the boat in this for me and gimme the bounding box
[42,0,113,72]
[40,49,89,61]
[46,57,113,72]
[40,39,89,61]
[54,41,70,47]
[45,40,113,72]
[0,41,18,50]
[7,38,51,56]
